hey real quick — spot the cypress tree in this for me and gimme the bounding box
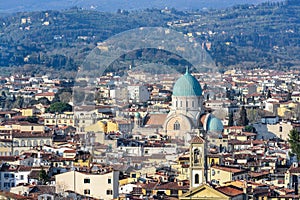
[228,112,234,126]
[238,106,249,126]
[288,129,300,160]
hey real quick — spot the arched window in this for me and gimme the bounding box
[195,174,199,184]
[174,121,180,130]
[21,140,25,147]
[33,140,38,146]
[14,141,19,147]
[27,140,32,147]
[194,149,200,164]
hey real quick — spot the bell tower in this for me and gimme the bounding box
[189,135,206,189]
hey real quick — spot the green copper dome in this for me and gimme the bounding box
[207,116,224,132]
[173,69,202,97]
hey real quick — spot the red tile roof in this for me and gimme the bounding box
[35,92,55,97]
[190,136,204,144]
[145,114,168,126]
[0,191,33,199]
[216,185,244,197]
[212,165,245,173]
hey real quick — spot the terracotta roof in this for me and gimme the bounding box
[0,111,18,115]
[279,194,300,198]
[145,114,168,126]
[30,185,55,195]
[212,165,245,173]
[190,136,204,144]
[12,132,52,138]
[156,182,189,190]
[0,156,19,162]
[0,191,33,199]
[248,171,270,178]
[64,150,76,153]
[17,165,32,172]
[289,166,300,173]
[224,126,244,129]
[216,185,244,197]
[35,92,55,97]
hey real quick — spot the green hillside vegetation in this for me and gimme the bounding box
[0,1,299,77]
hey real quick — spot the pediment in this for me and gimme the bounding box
[180,184,229,200]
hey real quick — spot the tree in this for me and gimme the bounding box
[52,88,73,103]
[47,102,72,113]
[238,106,249,126]
[203,83,208,91]
[12,96,24,108]
[228,112,234,126]
[287,91,292,101]
[226,88,231,99]
[244,125,256,133]
[1,91,6,98]
[267,90,272,98]
[37,97,51,105]
[38,169,49,185]
[59,92,72,103]
[288,129,300,160]
[26,116,39,123]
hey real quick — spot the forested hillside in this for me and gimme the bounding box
[0,0,299,77]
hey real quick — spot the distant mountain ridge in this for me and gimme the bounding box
[0,0,284,13]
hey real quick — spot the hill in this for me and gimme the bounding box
[0,0,299,77]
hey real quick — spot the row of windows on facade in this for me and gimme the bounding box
[0,175,25,180]
[46,120,73,124]
[83,189,113,195]
[8,139,51,147]
[0,151,12,156]
[3,182,15,188]
[84,178,112,184]
[175,100,200,108]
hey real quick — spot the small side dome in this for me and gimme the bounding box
[207,116,224,133]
